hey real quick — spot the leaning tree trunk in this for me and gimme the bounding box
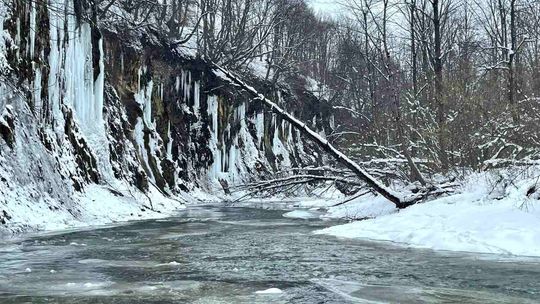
[210,63,429,209]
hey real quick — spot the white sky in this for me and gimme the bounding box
[308,0,342,16]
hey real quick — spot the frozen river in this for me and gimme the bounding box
[0,205,539,303]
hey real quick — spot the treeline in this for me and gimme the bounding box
[320,0,540,174]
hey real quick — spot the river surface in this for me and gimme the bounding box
[0,205,539,303]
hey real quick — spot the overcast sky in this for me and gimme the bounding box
[308,0,342,16]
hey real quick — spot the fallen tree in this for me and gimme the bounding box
[228,173,363,202]
[210,63,445,209]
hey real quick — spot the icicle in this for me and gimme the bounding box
[180,70,185,90]
[166,121,173,160]
[65,22,95,131]
[120,51,124,73]
[94,37,105,125]
[15,17,20,60]
[134,118,155,181]
[28,1,36,58]
[144,80,153,125]
[271,113,292,168]
[255,112,264,147]
[288,122,293,143]
[134,74,153,127]
[33,64,42,117]
[47,0,65,129]
[0,2,7,78]
[61,1,104,133]
[175,76,180,92]
[193,80,200,114]
[181,70,192,103]
[229,141,236,180]
[206,95,222,178]
[237,103,246,127]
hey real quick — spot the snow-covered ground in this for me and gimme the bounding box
[312,171,540,257]
[0,183,186,234]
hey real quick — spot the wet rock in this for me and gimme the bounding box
[0,106,16,148]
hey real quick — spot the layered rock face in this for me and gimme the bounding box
[0,0,332,230]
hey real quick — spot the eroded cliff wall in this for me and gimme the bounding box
[0,0,332,231]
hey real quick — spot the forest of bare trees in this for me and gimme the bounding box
[298,0,540,176]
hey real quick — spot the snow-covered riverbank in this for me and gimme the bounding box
[308,172,540,257]
[0,183,186,234]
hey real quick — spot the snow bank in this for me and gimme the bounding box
[1,183,185,234]
[323,193,396,220]
[316,172,540,257]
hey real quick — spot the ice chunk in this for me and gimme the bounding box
[283,210,319,219]
[255,288,283,294]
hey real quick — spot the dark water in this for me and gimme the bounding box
[0,206,539,303]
